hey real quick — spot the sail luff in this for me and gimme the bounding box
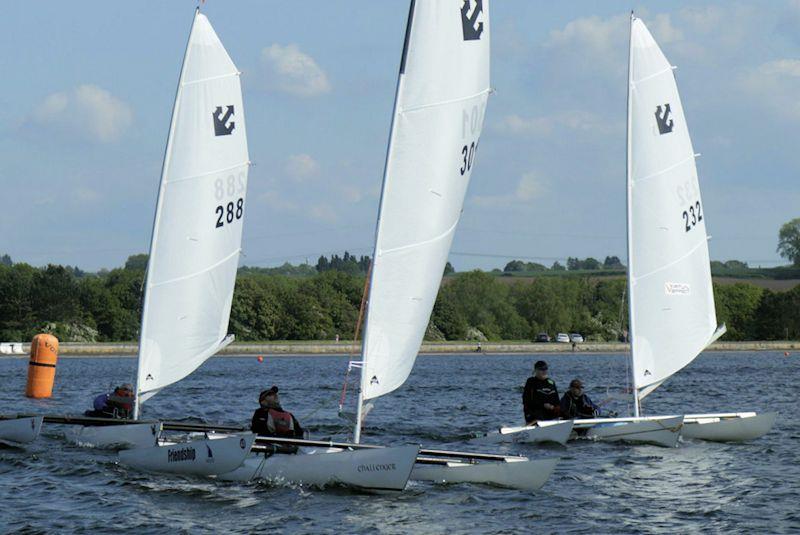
[354,0,416,444]
[625,13,640,416]
[134,9,199,418]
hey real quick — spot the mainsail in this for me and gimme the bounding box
[358,0,491,414]
[626,16,722,403]
[135,11,249,410]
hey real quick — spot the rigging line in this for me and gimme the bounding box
[633,238,706,283]
[149,248,240,288]
[398,88,491,115]
[339,261,372,411]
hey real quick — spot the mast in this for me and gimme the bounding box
[354,0,416,444]
[624,12,640,418]
[133,9,198,420]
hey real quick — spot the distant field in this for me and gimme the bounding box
[453,272,799,292]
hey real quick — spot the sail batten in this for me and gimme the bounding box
[627,17,717,399]
[135,11,249,411]
[359,1,491,402]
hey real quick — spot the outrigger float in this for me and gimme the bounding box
[0,415,42,447]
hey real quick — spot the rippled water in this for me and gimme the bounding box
[0,351,797,534]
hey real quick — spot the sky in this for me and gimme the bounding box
[1,1,799,272]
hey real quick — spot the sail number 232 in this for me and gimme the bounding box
[214,173,246,229]
[682,201,702,232]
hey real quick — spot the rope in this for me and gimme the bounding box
[338,262,372,412]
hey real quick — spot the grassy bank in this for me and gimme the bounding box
[3,340,793,357]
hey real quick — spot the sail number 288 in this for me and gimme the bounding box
[214,173,246,229]
[682,201,702,232]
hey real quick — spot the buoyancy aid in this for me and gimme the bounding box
[267,408,295,437]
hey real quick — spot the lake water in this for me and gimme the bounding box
[0,351,797,534]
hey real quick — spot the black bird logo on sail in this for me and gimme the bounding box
[213,105,235,136]
[370,375,379,385]
[460,0,484,41]
[655,104,674,135]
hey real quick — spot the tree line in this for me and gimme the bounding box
[0,255,797,343]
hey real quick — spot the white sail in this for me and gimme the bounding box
[627,16,719,400]
[136,11,249,406]
[360,0,491,401]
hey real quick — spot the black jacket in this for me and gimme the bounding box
[560,392,599,419]
[523,377,560,422]
[251,406,304,438]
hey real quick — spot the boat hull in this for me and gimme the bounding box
[218,444,420,493]
[64,422,161,449]
[119,433,255,476]
[0,416,43,446]
[411,457,558,491]
[470,420,573,446]
[574,415,684,448]
[681,412,777,442]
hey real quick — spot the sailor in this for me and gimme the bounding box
[85,383,135,419]
[559,379,599,419]
[523,360,560,424]
[251,386,304,439]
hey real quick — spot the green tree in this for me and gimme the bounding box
[778,218,800,266]
[713,283,764,340]
[124,254,149,271]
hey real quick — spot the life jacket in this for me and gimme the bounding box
[93,393,109,412]
[267,408,295,437]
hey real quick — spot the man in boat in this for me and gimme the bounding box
[251,386,304,440]
[523,360,560,424]
[559,379,599,420]
[84,383,135,419]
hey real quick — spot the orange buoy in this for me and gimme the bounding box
[257,356,264,363]
[25,334,59,398]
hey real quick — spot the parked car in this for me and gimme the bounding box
[534,333,550,343]
[570,333,584,343]
[555,333,570,343]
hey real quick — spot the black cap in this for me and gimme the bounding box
[259,385,279,401]
[534,360,548,371]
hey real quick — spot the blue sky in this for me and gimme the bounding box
[2,1,799,271]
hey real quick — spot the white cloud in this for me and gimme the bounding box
[74,187,101,204]
[261,44,331,97]
[259,190,298,212]
[29,84,133,143]
[339,185,364,203]
[285,153,319,181]
[741,59,800,120]
[471,172,545,208]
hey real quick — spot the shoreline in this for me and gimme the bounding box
[1,340,797,357]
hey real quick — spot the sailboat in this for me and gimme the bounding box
[573,14,776,445]
[353,0,557,488]
[222,0,557,492]
[59,10,256,474]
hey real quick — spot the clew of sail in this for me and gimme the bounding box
[136,11,249,405]
[628,17,719,399]
[360,0,491,401]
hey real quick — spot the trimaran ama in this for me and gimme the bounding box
[569,14,776,446]
[224,0,557,492]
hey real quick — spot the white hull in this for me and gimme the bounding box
[681,412,777,442]
[411,457,558,491]
[65,422,161,449]
[0,417,43,446]
[119,433,255,476]
[219,444,420,493]
[574,415,684,448]
[470,420,573,446]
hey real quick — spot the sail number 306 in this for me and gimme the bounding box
[682,201,702,232]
